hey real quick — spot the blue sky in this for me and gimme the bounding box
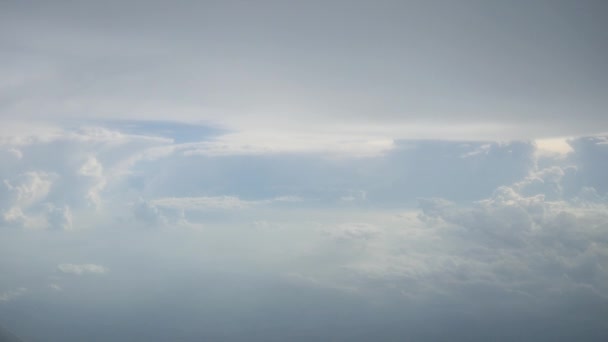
[1,1,608,341]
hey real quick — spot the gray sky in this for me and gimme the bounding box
[1,0,607,139]
[1,2,608,341]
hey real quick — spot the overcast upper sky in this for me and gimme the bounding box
[1,1,607,341]
[2,0,608,140]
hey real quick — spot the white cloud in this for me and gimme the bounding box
[78,157,106,208]
[3,171,54,208]
[182,131,395,157]
[150,195,302,212]
[0,172,57,229]
[512,166,574,199]
[57,263,108,275]
[1,2,607,338]
[1,206,27,226]
[7,147,23,160]
[535,138,573,158]
[0,125,177,230]
[378,186,608,301]
[151,196,253,211]
[460,143,492,158]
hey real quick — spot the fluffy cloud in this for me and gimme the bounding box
[3,171,54,207]
[0,122,607,340]
[1,172,55,229]
[336,179,608,308]
[0,125,173,230]
[77,157,106,208]
[2,1,608,338]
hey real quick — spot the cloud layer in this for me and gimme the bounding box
[1,1,607,340]
[2,1,607,141]
[0,120,606,340]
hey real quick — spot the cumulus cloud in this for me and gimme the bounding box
[535,138,574,158]
[3,171,54,208]
[343,182,608,305]
[57,264,108,275]
[1,172,56,229]
[0,119,606,340]
[0,124,176,231]
[77,157,106,208]
[2,1,608,339]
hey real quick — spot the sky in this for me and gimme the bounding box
[0,1,607,341]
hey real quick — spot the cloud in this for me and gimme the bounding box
[512,165,577,200]
[0,287,27,303]
[0,133,605,339]
[1,172,56,229]
[150,195,302,212]
[3,171,54,208]
[535,138,573,158]
[340,190,367,202]
[3,2,607,144]
[46,204,73,231]
[0,124,175,230]
[567,137,608,194]
[48,283,62,291]
[323,223,379,241]
[57,264,108,275]
[2,1,608,339]
[151,196,253,211]
[77,157,106,208]
[395,185,608,303]
[0,120,605,340]
[182,132,396,157]
[132,198,167,226]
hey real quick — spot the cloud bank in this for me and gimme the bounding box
[1,0,607,340]
[1,121,606,340]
